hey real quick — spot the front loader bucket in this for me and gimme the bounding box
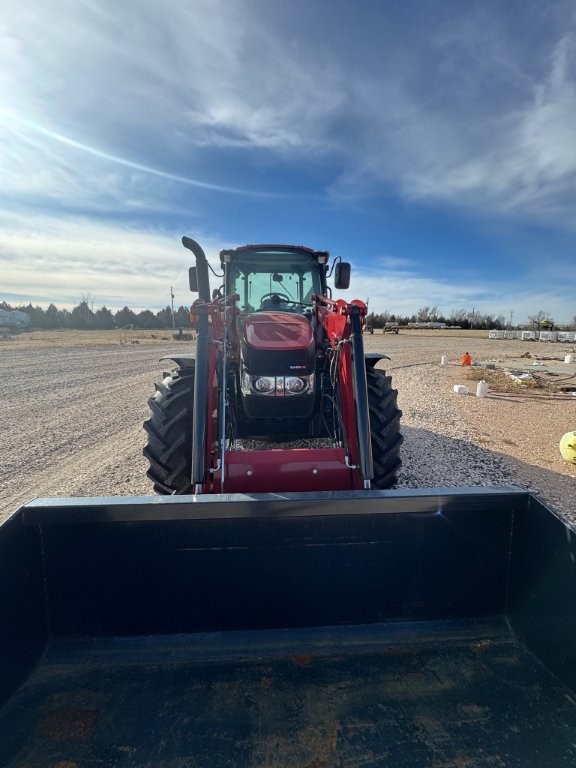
[2,487,576,766]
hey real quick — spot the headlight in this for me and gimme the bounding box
[241,370,314,396]
[253,376,276,393]
[284,376,306,393]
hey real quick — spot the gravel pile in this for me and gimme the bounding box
[393,363,512,489]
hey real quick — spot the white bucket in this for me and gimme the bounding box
[440,355,447,366]
[476,380,489,398]
[565,354,574,364]
[453,385,468,394]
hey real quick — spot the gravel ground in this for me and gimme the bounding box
[0,333,574,525]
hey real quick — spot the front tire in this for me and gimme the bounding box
[143,366,194,494]
[367,366,403,488]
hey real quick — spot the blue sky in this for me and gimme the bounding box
[1,0,575,324]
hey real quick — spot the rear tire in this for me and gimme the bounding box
[367,367,403,488]
[143,366,194,494]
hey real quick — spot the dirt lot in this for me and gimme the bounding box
[0,330,574,525]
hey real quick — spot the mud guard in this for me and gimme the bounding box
[159,354,196,369]
[364,352,390,368]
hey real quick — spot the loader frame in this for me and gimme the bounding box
[185,239,380,494]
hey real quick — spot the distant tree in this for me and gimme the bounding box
[94,306,115,330]
[174,306,192,328]
[467,308,481,330]
[114,306,137,328]
[44,303,63,329]
[155,306,173,328]
[477,313,497,330]
[366,312,393,329]
[17,303,45,328]
[417,305,438,322]
[447,309,468,327]
[528,310,554,330]
[69,300,95,330]
[136,309,157,329]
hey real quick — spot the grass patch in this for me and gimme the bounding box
[463,367,532,392]
[463,366,572,394]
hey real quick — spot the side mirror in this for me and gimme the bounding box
[334,261,351,290]
[189,266,198,293]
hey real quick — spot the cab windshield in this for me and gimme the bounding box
[226,251,322,313]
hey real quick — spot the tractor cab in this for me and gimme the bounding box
[219,247,326,421]
[220,245,328,317]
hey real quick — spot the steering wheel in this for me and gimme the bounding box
[259,292,292,306]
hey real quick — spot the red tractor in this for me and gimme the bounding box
[144,238,402,494]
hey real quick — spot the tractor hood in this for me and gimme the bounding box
[241,312,315,377]
[243,312,313,352]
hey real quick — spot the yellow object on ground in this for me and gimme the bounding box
[559,432,576,464]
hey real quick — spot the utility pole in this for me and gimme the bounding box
[171,287,176,329]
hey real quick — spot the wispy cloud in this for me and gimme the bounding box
[407,29,576,216]
[0,211,225,309]
[328,13,576,224]
[0,0,341,161]
[3,1,576,217]
[341,269,573,326]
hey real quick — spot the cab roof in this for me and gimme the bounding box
[219,244,329,266]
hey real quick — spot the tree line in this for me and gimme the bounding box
[0,299,192,331]
[365,305,576,331]
[365,305,506,331]
[3,298,574,332]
